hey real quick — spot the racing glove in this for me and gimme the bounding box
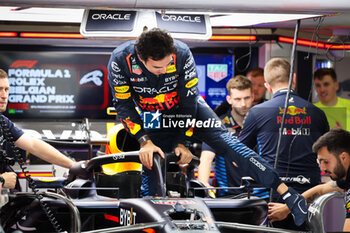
[68,161,90,180]
[282,187,308,226]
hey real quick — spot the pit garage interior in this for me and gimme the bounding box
[0,1,350,232]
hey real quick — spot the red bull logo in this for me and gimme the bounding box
[122,117,141,135]
[138,92,179,111]
[221,116,230,125]
[279,106,306,116]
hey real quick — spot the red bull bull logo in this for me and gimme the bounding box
[279,106,307,116]
[138,92,179,111]
[122,117,141,135]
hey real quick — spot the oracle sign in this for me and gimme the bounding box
[85,10,137,32]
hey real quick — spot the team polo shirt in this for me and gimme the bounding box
[239,89,329,193]
[0,115,24,157]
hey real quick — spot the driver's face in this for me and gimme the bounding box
[140,55,173,76]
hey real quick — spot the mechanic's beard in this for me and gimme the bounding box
[330,159,346,180]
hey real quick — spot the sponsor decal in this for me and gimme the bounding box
[80,70,103,86]
[281,127,310,135]
[115,92,131,99]
[151,200,196,205]
[184,66,197,80]
[184,57,194,70]
[280,175,311,184]
[111,62,120,72]
[113,154,125,160]
[222,116,230,125]
[132,64,142,75]
[249,157,266,171]
[113,79,127,85]
[133,85,177,95]
[120,208,136,226]
[277,116,311,124]
[111,73,125,79]
[279,106,306,116]
[161,15,201,23]
[91,13,131,21]
[130,77,147,82]
[186,87,198,97]
[185,78,198,88]
[207,64,228,82]
[138,92,179,111]
[166,65,176,73]
[165,75,177,83]
[122,117,141,135]
[114,85,129,93]
[143,110,161,129]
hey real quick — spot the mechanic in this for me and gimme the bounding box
[268,129,350,232]
[197,75,254,196]
[313,68,350,131]
[0,69,87,190]
[107,28,308,226]
[214,67,266,116]
[239,57,329,230]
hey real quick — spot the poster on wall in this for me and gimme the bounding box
[0,51,112,119]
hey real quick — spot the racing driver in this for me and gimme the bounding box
[107,27,308,226]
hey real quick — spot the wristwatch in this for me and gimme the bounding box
[138,135,151,146]
[0,176,5,186]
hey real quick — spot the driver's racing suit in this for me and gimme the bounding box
[107,40,283,196]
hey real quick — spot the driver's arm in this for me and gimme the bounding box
[15,134,74,169]
[268,180,342,222]
[197,150,215,188]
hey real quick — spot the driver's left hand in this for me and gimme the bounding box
[174,144,193,164]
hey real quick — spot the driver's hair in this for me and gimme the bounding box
[264,58,290,88]
[135,28,177,61]
[0,69,8,79]
[312,129,350,157]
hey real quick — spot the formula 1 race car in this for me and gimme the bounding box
[0,148,334,233]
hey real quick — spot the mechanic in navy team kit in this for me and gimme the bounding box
[268,129,350,232]
[197,75,254,197]
[239,58,329,230]
[107,28,308,226]
[0,69,87,191]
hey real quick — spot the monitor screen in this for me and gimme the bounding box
[0,49,114,120]
[194,54,234,109]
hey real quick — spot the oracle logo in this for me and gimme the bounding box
[91,13,131,21]
[161,15,201,23]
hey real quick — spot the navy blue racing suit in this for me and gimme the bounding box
[239,89,329,230]
[201,111,245,196]
[107,40,283,196]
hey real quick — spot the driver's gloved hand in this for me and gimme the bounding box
[282,187,307,226]
[69,161,90,180]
